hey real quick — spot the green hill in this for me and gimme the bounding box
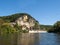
[0,13,40,33]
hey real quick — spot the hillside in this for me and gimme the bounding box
[0,13,40,33]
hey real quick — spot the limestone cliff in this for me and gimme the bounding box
[0,13,40,30]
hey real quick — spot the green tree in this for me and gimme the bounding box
[48,21,60,33]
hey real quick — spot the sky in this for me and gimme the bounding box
[0,0,60,25]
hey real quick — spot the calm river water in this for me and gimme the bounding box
[0,33,60,45]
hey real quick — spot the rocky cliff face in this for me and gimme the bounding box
[15,15,36,30]
[0,13,40,30]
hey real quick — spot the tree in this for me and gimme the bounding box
[48,21,60,33]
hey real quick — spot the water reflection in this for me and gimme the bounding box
[0,33,60,45]
[0,33,18,45]
[17,33,39,45]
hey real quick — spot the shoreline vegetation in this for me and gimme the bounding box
[0,23,28,35]
[40,21,60,33]
[0,13,60,34]
[48,21,60,33]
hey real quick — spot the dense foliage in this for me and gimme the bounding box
[40,25,52,31]
[0,23,21,34]
[48,21,60,33]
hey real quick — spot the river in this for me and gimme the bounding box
[0,33,60,45]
